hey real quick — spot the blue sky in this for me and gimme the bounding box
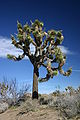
[0,0,80,93]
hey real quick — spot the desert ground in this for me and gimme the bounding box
[0,91,80,120]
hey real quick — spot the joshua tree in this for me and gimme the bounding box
[7,19,72,99]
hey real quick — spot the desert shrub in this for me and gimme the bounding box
[49,88,80,119]
[65,86,75,96]
[39,95,53,105]
[38,93,41,97]
[0,77,30,106]
[0,82,8,99]
[53,90,61,97]
[15,84,31,106]
[76,86,80,94]
[0,102,9,113]
[39,97,46,105]
[18,84,30,98]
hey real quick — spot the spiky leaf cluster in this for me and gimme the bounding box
[7,19,72,82]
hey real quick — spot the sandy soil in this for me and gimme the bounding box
[0,106,62,120]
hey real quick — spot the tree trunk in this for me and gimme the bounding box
[32,67,39,99]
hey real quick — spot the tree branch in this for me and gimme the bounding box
[7,53,25,61]
[31,40,37,47]
[38,74,51,82]
[11,35,24,50]
[59,67,72,76]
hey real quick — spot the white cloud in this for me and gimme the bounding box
[0,36,25,58]
[0,36,36,59]
[0,36,73,59]
[30,43,35,54]
[58,45,73,55]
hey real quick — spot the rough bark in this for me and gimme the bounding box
[32,67,39,99]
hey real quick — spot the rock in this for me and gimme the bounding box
[0,102,9,114]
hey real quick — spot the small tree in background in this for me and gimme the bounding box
[7,19,72,99]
